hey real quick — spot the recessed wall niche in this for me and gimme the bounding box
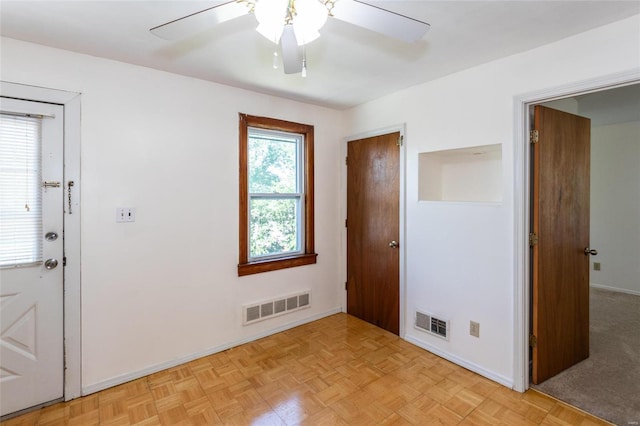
[418,144,502,203]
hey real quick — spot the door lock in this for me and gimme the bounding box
[44,258,59,270]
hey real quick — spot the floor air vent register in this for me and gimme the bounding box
[243,291,311,325]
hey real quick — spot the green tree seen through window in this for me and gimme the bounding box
[248,134,301,258]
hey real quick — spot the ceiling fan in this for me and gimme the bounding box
[150,0,430,76]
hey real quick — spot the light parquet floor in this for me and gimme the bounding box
[2,313,611,426]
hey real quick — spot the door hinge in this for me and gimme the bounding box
[63,256,67,267]
[529,233,538,247]
[397,135,404,147]
[345,281,348,291]
[529,334,537,348]
[345,219,347,228]
[345,156,348,166]
[530,129,539,144]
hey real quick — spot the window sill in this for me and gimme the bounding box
[238,253,317,276]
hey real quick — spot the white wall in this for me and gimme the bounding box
[590,120,640,295]
[342,15,640,386]
[0,37,344,392]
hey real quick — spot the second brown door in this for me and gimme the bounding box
[532,105,591,383]
[346,132,400,335]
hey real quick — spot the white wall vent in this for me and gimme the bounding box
[243,290,311,325]
[415,310,450,341]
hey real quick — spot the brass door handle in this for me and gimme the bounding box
[584,248,598,256]
[389,241,399,249]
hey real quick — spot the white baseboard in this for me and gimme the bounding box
[404,335,514,390]
[82,307,342,396]
[590,283,640,297]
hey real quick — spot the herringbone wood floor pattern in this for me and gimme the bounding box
[2,314,610,425]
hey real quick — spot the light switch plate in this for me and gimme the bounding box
[116,207,136,223]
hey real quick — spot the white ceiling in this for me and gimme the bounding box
[1,1,639,109]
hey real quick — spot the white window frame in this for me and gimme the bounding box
[247,127,306,261]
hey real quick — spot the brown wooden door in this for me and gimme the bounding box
[532,105,591,384]
[346,132,400,335]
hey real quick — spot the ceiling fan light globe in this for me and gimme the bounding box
[256,23,284,43]
[255,0,289,43]
[292,0,328,45]
[293,27,321,45]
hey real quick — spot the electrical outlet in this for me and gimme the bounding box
[470,321,480,338]
[116,207,136,223]
[593,262,601,271]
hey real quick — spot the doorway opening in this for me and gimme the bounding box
[514,72,639,424]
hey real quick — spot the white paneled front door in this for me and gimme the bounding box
[0,98,64,416]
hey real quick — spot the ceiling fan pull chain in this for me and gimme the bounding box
[301,44,307,77]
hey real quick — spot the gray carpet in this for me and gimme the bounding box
[533,287,640,426]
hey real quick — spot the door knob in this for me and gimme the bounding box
[584,248,598,256]
[44,258,59,270]
[389,240,399,249]
[45,232,58,241]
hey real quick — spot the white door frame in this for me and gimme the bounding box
[341,124,407,337]
[512,69,640,392]
[1,81,81,401]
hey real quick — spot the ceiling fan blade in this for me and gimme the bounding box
[150,1,250,40]
[330,0,430,43]
[281,25,303,74]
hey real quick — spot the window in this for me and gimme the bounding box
[0,114,43,268]
[238,114,316,276]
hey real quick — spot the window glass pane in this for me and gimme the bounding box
[250,198,300,258]
[0,114,42,267]
[248,135,298,193]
